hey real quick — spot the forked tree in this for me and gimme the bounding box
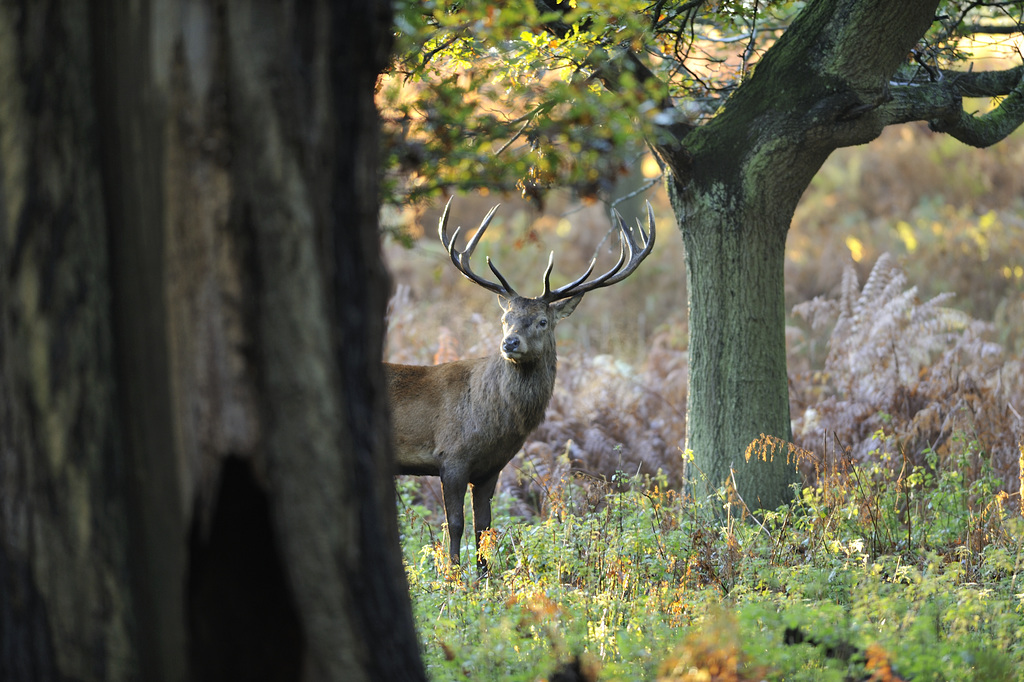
[385,0,1024,509]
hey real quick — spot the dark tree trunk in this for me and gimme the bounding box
[1,2,424,681]
[0,4,134,679]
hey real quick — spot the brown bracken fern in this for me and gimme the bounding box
[823,252,972,403]
[791,254,1023,503]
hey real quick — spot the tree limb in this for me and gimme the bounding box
[872,64,1024,147]
[961,22,1024,35]
[929,71,1024,146]
[881,81,962,124]
[941,64,1024,98]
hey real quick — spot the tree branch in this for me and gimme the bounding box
[879,65,1024,147]
[929,70,1024,147]
[961,22,1024,35]
[880,81,962,125]
[942,64,1024,98]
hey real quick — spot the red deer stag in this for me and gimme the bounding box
[386,200,655,571]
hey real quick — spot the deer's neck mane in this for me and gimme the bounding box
[479,350,557,435]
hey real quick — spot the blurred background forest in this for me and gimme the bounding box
[382,120,1024,518]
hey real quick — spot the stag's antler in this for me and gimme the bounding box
[438,198,519,297]
[539,201,655,303]
[438,198,655,301]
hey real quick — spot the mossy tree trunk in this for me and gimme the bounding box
[1,2,424,681]
[670,182,800,510]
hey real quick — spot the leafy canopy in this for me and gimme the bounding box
[382,1,1023,205]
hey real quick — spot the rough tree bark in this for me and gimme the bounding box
[1,2,424,681]
[1,3,133,678]
[647,0,1024,510]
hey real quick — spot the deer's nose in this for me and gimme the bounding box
[502,336,520,354]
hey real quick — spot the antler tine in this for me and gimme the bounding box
[539,201,655,302]
[462,204,500,256]
[437,197,458,250]
[486,256,518,295]
[542,251,555,298]
[542,248,602,299]
[438,199,519,297]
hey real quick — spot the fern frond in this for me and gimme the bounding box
[853,253,903,320]
[792,295,839,332]
[434,326,461,364]
[823,253,983,403]
[838,263,860,321]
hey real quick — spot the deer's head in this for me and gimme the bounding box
[439,199,656,365]
[495,295,578,364]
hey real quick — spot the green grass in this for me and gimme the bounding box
[398,437,1024,681]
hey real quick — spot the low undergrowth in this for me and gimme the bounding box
[398,437,1024,681]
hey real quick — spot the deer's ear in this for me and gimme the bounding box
[497,294,513,311]
[551,294,583,321]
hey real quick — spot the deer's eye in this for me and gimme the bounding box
[537,318,548,328]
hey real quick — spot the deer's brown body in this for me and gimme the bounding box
[387,353,552,479]
[387,201,654,571]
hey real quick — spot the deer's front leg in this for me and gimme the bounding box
[472,473,500,574]
[439,465,469,566]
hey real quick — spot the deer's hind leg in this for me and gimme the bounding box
[471,472,500,574]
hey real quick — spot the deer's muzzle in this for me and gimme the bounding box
[501,335,521,358]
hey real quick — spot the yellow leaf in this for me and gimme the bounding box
[846,236,864,262]
[896,220,917,253]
